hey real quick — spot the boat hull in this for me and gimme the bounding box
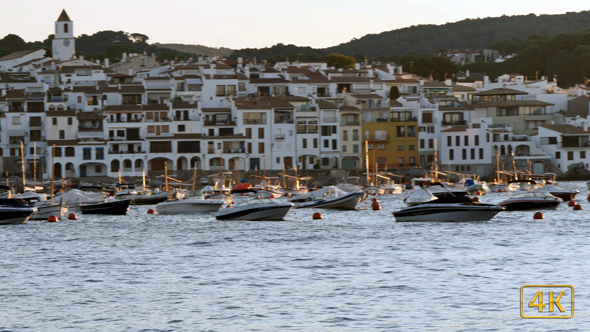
[129,193,170,205]
[294,192,364,210]
[393,204,504,222]
[216,204,293,221]
[498,200,561,211]
[31,204,69,220]
[79,199,131,215]
[0,207,37,225]
[156,200,224,214]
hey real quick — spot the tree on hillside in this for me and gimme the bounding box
[0,34,30,52]
[389,86,400,100]
[130,33,149,43]
[105,44,140,62]
[325,53,355,69]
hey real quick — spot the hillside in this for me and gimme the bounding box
[229,11,590,59]
[152,43,233,58]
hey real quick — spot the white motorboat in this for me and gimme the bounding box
[0,198,38,225]
[156,197,225,214]
[15,192,68,220]
[403,181,471,206]
[498,192,562,211]
[363,186,385,196]
[288,186,365,210]
[215,198,294,221]
[393,203,504,222]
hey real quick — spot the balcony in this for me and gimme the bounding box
[341,121,360,126]
[274,119,294,124]
[108,150,146,154]
[86,100,99,106]
[9,137,24,144]
[47,97,66,102]
[222,148,245,153]
[205,120,236,126]
[442,120,466,126]
[29,121,43,127]
[78,126,103,132]
[322,117,338,123]
[275,134,285,139]
[365,135,390,141]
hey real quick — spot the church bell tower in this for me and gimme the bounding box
[52,9,75,60]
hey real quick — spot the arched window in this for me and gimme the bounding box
[54,147,62,157]
[64,23,69,34]
[111,160,120,172]
[134,159,142,168]
[124,159,132,168]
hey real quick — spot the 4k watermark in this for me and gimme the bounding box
[521,285,574,319]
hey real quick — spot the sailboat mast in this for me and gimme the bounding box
[192,161,197,191]
[33,142,36,184]
[365,140,369,185]
[20,141,25,187]
[496,149,500,183]
[165,161,169,192]
[512,151,518,180]
[50,144,55,205]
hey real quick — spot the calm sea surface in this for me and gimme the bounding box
[1,182,589,331]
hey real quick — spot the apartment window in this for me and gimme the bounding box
[227,85,236,96]
[343,130,348,141]
[77,96,82,103]
[258,128,264,139]
[479,148,484,159]
[352,129,359,141]
[83,148,92,160]
[302,139,307,149]
[246,128,251,138]
[450,149,454,160]
[409,156,416,166]
[582,151,586,159]
[96,147,104,160]
[464,136,469,146]
[238,83,246,91]
[12,116,20,125]
[462,149,467,160]
[378,144,385,150]
[68,117,73,125]
[59,130,65,139]
[568,151,574,160]
[95,165,102,173]
[332,140,337,150]
[409,144,415,151]
[342,145,347,152]
[398,145,404,151]
[52,118,57,125]
[407,126,416,137]
[322,158,330,166]
[178,125,185,132]
[422,112,433,123]
[428,126,435,133]
[455,136,460,146]
[420,139,425,149]
[487,133,490,142]
[216,85,225,97]
[556,151,561,159]
[398,157,404,167]
[447,136,452,147]
[353,145,359,153]
[471,148,475,159]
[475,135,479,146]
[396,126,405,137]
[247,142,252,153]
[324,140,329,148]
[313,138,318,149]
[428,139,434,149]
[368,144,374,150]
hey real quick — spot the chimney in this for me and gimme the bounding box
[128,68,133,75]
[388,64,394,76]
[583,122,588,131]
[484,76,490,86]
[397,66,402,75]
[466,69,470,77]
[78,55,84,66]
[445,79,452,86]
[354,63,360,70]
[244,66,250,78]
[95,59,100,64]
[122,53,127,60]
[198,56,203,62]
[171,60,175,67]
[104,58,109,67]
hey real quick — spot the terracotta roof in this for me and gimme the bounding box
[316,99,338,109]
[329,76,372,83]
[539,124,590,135]
[249,78,290,84]
[46,110,77,117]
[47,140,77,146]
[0,49,40,62]
[452,84,476,92]
[234,97,293,110]
[57,9,71,22]
[475,88,528,96]
[282,66,313,74]
[4,89,27,99]
[300,72,330,83]
[104,104,168,112]
[0,72,37,83]
[390,100,403,107]
[441,125,468,132]
[340,106,360,111]
[349,93,383,99]
[59,66,103,74]
[72,86,101,94]
[472,100,553,108]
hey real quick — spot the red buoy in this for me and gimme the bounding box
[472,197,480,203]
[574,204,583,210]
[389,191,394,194]
[587,194,590,201]
[147,209,156,214]
[313,212,323,220]
[372,198,379,203]
[568,200,577,207]
[68,213,77,220]
[372,202,382,210]
[475,191,482,196]
[533,212,544,219]
[498,189,503,193]
[47,215,58,222]
[269,195,275,199]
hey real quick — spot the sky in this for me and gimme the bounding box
[3,0,590,50]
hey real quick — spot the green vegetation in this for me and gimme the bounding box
[324,53,355,69]
[153,43,233,58]
[0,34,30,52]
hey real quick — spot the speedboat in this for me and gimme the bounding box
[363,186,385,196]
[289,186,365,210]
[0,198,38,225]
[54,189,131,215]
[15,192,68,220]
[497,192,562,211]
[215,198,294,221]
[403,182,472,206]
[530,185,578,201]
[393,203,504,222]
[156,197,225,214]
[463,178,489,195]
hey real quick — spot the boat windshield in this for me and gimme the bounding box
[513,192,556,199]
[237,198,275,206]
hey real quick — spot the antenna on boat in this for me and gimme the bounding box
[50,144,55,205]
[21,141,26,187]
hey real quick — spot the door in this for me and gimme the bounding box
[80,165,87,177]
[249,158,260,171]
[284,156,293,169]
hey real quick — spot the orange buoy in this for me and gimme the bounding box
[475,191,482,196]
[68,213,77,220]
[313,212,323,220]
[231,201,236,204]
[587,194,590,201]
[47,215,58,222]
[269,195,275,199]
[574,204,583,210]
[471,197,480,203]
[372,198,379,203]
[568,200,577,207]
[241,193,244,196]
[498,189,503,193]
[533,212,544,219]
[147,209,156,214]
[389,191,394,194]
[372,193,377,196]
[372,202,382,210]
